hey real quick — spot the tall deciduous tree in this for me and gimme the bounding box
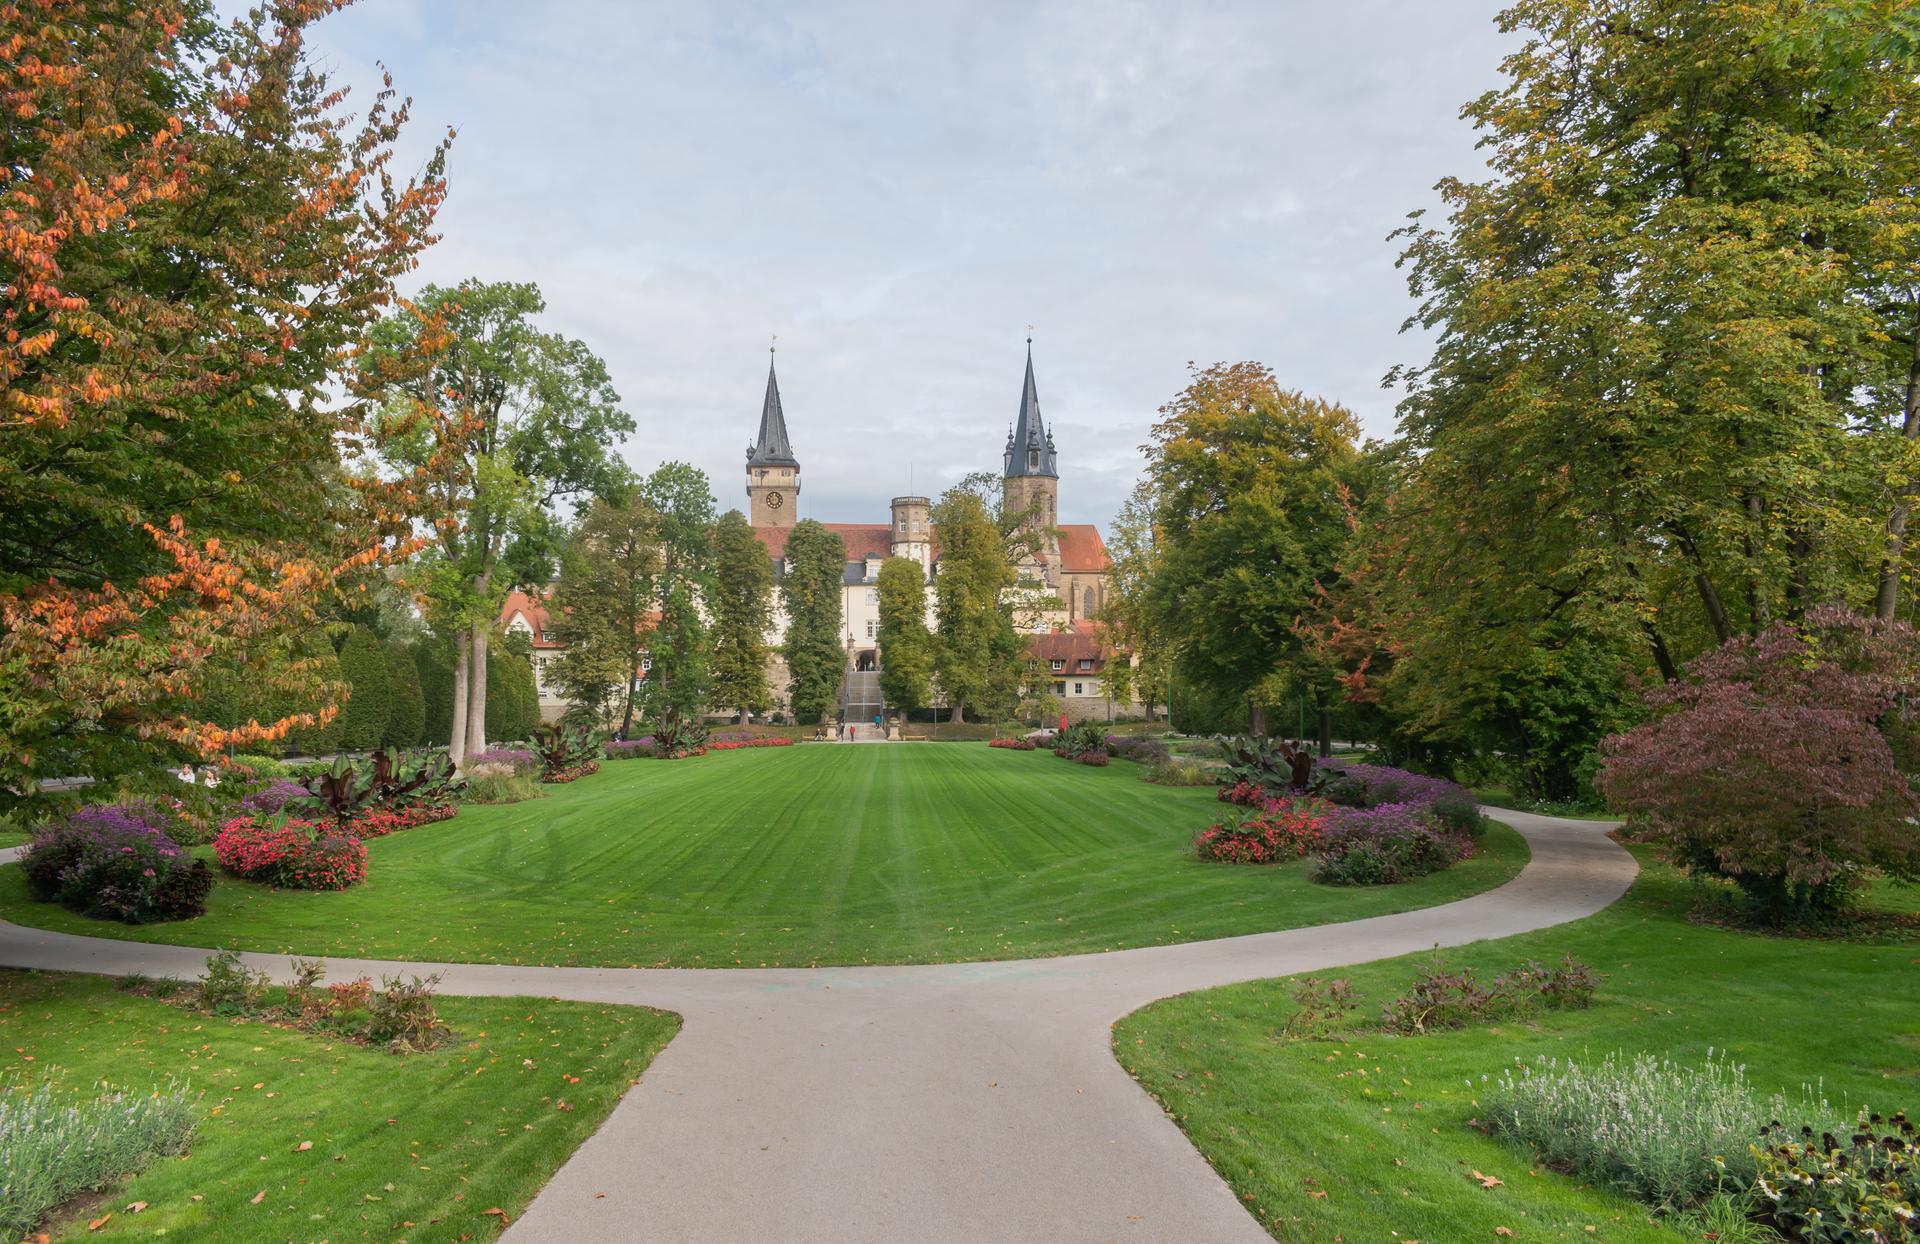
[548,486,660,734]
[1135,363,1358,738]
[876,556,933,728]
[709,510,774,724]
[0,0,464,795]
[369,280,632,765]
[930,489,1018,724]
[1390,0,1920,684]
[781,520,846,726]
[633,463,714,737]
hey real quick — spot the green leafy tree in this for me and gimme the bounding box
[930,489,1022,724]
[369,279,632,765]
[709,510,774,723]
[781,520,847,725]
[334,627,393,752]
[1136,363,1359,738]
[1389,0,1920,696]
[876,557,934,728]
[633,464,715,735]
[382,642,426,748]
[548,486,660,733]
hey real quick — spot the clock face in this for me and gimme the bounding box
[765,491,784,509]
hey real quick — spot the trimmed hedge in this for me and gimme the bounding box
[336,626,392,752]
[383,641,426,748]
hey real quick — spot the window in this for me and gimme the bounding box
[1052,681,1066,696]
[1028,450,1039,470]
[897,519,906,532]
[865,620,876,639]
[1073,683,1083,696]
[1077,659,1092,672]
[1049,659,1065,672]
[866,589,878,605]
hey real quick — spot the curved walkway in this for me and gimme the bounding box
[0,811,1634,1243]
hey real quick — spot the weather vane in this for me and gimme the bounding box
[1026,322,1034,344]
[770,332,777,355]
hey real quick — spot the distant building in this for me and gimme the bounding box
[503,342,1136,726]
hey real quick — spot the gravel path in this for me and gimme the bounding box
[0,810,1633,1242]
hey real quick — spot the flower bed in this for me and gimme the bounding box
[1075,750,1110,767]
[543,760,603,783]
[1194,798,1331,864]
[1308,803,1472,885]
[238,778,308,816]
[604,738,655,759]
[213,818,367,890]
[469,746,536,772]
[344,802,456,839]
[708,737,795,750]
[21,804,213,923]
[988,737,1037,750]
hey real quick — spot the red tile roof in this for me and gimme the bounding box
[500,589,561,649]
[1027,627,1108,672]
[1056,524,1110,573]
[753,523,895,562]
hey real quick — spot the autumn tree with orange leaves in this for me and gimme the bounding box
[0,0,468,798]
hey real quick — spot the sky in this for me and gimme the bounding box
[285,0,1515,532]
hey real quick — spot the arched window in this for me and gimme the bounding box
[1083,587,1096,617]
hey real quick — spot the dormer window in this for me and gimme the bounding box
[1028,450,1039,470]
[1049,658,1065,672]
[1077,659,1092,671]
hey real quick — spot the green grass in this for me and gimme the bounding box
[0,746,1527,967]
[1114,854,1920,1243]
[0,970,676,1242]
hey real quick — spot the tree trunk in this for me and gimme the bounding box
[464,620,488,758]
[1249,701,1269,737]
[449,639,470,767]
[949,700,965,724]
[738,706,750,726]
[1876,301,1920,621]
[1317,704,1332,758]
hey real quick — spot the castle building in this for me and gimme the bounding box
[747,343,1123,723]
[505,344,1129,725]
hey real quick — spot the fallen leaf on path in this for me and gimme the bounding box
[1472,1170,1504,1189]
[483,1208,510,1225]
[294,1141,312,1152]
[86,1214,111,1232]
[249,1191,265,1205]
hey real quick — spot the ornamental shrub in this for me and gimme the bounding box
[988,737,1037,750]
[462,762,544,805]
[1104,735,1170,765]
[213,818,367,890]
[1597,606,1920,922]
[486,647,542,745]
[414,640,456,746]
[1310,805,1468,886]
[237,779,307,816]
[1146,759,1213,786]
[1075,749,1110,767]
[21,804,212,923]
[604,738,657,759]
[0,1074,196,1241]
[470,746,536,771]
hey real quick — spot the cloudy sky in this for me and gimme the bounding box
[291,1,1514,531]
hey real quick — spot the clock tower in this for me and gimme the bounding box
[746,350,800,528]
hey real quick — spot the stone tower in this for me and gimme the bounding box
[746,351,799,528]
[1002,339,1059,559]
[890,495,931,568]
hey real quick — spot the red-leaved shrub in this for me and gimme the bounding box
[1597,606,1920,918]
[988,737,1037,750]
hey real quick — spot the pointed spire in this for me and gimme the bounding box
[1005,336,1057,478]
[746,348,798,467]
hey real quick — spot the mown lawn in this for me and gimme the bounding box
[1114,854,1920,1243]
[0,745,1527,967]
[0,970,677,1242]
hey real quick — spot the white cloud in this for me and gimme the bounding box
[272,0,1513,529]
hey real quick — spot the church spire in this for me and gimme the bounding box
[746,349,798,468]
[1004,337,1057,479]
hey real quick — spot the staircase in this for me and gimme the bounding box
[839,667,885,735]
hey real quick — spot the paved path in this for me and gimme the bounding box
[0,811,1633,1243]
